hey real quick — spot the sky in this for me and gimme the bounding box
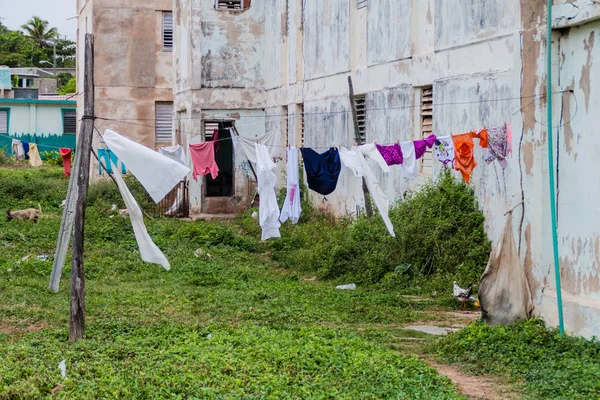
[0,0,77,39]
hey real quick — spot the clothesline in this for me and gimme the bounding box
[90,89,575,139]
[93,90,571,122]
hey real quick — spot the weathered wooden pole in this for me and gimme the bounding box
[348,76,373,217]
[69,34,95,342]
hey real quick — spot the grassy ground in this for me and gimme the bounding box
[1,166,599,399]
[0,167,464,399]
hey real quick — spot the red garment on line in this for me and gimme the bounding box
[189,142,219,181]
[59,148,72,177]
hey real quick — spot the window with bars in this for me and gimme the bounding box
[155,102,174,142]
[162,12,173,51]
[354,95,367,144]
[62,109,76,134]
[215,0,250,10]
[0,109,8,134]
[420,87,434,175]
[357,0,368,9]
[300,103,305,147]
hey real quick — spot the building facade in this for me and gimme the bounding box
[79,0,600,338]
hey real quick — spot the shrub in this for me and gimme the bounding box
[267,172,491,294]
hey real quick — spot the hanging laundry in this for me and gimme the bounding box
[237,128,283,164]
[399,142,418,179]
[484,126,509,168]
[414,134,437,160]
[109,159,170,270]
[434,136,455,170]
[339,147,395,237]
[506,123,513,154]
[22,141,30,160]
[280,147,302,224]
[256,143,281,240]
[228,128,238,154]
[59,148,73,177]
[103,129,190,203]
[97,148,126,175]
[11,139,25,161]
[453,129,488,184]
[212,128,220,153]
[159,145,187,166]
[28,144,43,167]
[189,142,219,181]
[376,143,403,166]
[472,128,489,148]
[357,143,391,173]
[300,147,341,196]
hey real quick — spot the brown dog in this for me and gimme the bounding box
[7,204,42,223]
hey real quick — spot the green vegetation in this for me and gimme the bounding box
[0,20,75,69]
[429,319,600,399]
[57,77,76,95]
[0,166,464,399]
[260,172,490,296]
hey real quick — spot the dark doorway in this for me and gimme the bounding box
[205,121,234,197]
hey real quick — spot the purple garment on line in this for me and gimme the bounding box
[376,143,403,166]
[414,134,437,160]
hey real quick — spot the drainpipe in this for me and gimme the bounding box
[546,0,565,334]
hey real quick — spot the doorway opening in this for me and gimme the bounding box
[204,120,234,197]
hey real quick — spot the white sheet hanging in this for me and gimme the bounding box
[280,147,302,224]
[103,129,190,203]
[237,126,282,164]
[159,145,187,166]
[110,159,170,270]
[399,141,418,180]
[11,139,24,161]
[339,147,395,237]
[357,143,391,174]
[256,143,281,240]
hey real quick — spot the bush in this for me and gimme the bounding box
[267,172,491,295]
[430,319,600,399]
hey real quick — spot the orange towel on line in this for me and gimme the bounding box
[189,142,219,181]
[452,128,488,184]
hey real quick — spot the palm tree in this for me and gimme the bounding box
[21,16,57,45]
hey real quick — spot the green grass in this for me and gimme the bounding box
[428,319,600,399]
[0,166,464,399]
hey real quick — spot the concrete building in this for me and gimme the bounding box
[76,0,174,150]
[79,0,600,338]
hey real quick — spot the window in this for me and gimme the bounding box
[155,102,174,142]
[204,121,219,140]
[354,94,366,144]
[62,109,77,134]
[215,0,249,10]
[0,109,8,134]
[420,87,434,175]
[162,12,173,51]
[357,0,367,9]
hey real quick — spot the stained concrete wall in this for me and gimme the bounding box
[167,0,600,338]
[78,0,174,149]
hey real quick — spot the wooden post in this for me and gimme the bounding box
[348,76,373,217]
[69,34,95,343]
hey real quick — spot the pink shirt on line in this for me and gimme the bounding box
[190,142,219,181]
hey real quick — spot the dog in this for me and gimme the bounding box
[7,203,42,223]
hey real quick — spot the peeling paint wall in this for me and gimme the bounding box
[167,0,600,338]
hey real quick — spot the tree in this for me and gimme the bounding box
[58,77,76,95]
[20,16,57,46]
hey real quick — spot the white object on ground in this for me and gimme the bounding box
[336,284,357,290]
[58,360,67,379]
[103,129,190,203]
[110,159,170,270]
[255,143,281,241]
